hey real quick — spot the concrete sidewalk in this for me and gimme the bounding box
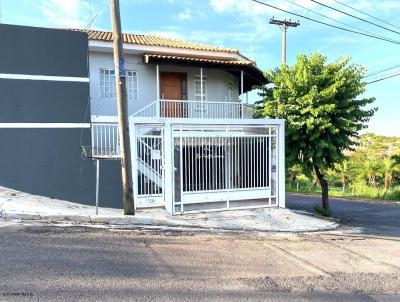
[0,186,338,232]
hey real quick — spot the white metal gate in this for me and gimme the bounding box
[173,125,278,213]
[133,125,164,208]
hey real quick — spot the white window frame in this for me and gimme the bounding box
[99,68,115,99]
[99,68,138,101]
[194,75,207,102]
[125,70,138,101]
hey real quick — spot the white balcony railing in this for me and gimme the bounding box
[90,116,120,158]
[133,99,255,119]
[89,100,255,158]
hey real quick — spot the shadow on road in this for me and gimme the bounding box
[286,193,400,238]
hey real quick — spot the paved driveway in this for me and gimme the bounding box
[286,193,400,237]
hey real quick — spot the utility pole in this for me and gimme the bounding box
[109,0,135,215]
[269,17,300,65]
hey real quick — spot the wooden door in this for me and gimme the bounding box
[160,72,183,117]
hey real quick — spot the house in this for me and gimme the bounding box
[82,29,285,214]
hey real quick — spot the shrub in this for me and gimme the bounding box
[314,204,331,217]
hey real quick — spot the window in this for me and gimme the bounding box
[100,69,138,100]
[126,71,138,101]
[194,75,207,102]
[100,69,115,99]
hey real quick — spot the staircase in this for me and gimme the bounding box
[136,136,163,195]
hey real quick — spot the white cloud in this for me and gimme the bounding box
[38,0,93,28]
[176,8,192,21]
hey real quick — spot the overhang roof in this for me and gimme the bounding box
[143,54,267,90]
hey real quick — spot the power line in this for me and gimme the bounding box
[284,0,400,44]
[250,0,400,45]
[365,64,400,78]
[366,73,400,84]
[332,0,400,31]
[310,0,400,36]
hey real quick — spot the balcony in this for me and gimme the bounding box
[90,100,256,159]
[132,99,255,119]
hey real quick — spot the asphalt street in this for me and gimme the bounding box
[286,193,400,237]
[0,222,399,302]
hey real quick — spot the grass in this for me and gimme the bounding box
[314,204,331,217]
[286,183,400,201]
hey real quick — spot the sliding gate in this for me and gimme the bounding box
[173,125,278,213]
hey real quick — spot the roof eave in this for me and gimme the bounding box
[143,54,267,91]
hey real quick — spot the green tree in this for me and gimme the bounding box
[258,53,376,212]
[380,157,399,191]
[287,164,304,190]
[361,159,381,188]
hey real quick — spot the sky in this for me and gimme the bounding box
[2,0,400,136]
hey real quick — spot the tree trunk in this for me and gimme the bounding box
[314,165,330,211]
[384,178,389,191]
[296,181,299,191]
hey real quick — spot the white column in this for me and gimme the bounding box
[163,122,174,214]
[278,120,286,208]
[240,70,244,99]
[156,64,160,99]
[129,118,138,209]
[156,64,160,117]
[200,67,203,118]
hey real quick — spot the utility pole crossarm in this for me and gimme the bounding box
[269,17,300,65]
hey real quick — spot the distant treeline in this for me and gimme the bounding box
[286,133,400,201]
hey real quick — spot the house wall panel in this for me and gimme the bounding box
[89,52,240,116]
[0,24,88,77]
[0,80,89,123]
[0,24,123,208]
[0,129,122,208]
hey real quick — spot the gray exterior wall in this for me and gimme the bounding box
[89,52,240,116]
[0,24,122,208]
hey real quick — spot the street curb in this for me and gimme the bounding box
[0,210,339,233]
[287,192,400,205]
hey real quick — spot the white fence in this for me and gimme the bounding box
[133,99,255,119]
